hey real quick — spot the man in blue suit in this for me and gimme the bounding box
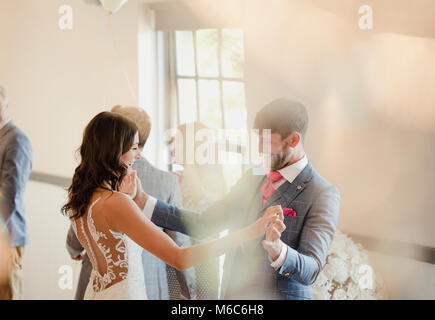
[142,98,340,300]
[0,86,33,300]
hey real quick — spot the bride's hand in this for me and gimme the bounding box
[131,174,149,210]
[246,205,284,240]
[119,171,137,196]
[134,174,143,196]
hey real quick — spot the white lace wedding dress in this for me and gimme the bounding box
[70,195,147,300]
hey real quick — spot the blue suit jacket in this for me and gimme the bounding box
[0,121,33,247]
[150,161,340,300]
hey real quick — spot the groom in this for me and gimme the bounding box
[143,98,340,300]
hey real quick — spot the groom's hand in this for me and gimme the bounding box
[262,219,286,261]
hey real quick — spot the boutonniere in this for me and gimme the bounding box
[283,208,297,217]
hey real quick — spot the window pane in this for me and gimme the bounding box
[223,81,247,130]
[222,29,244,78]
[198,80,222,129]
[178,79,197,124]
[175,31,195,76]
[196,29,219,77]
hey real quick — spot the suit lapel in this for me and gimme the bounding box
[250,162,314,248]
[264,181,300,209]
[259,161,314,215]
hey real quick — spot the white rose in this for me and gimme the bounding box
[357,290,376,300]
[330,235,347,256]
[346,243,360,260]
[332,288,347,300]
[350,253,362,266]
[328,257,349,284]
[335,248,349,261]
[346,282,361,300]
[350,264,361,283]
[322,263,337,281]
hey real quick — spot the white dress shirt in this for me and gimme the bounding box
[268,155,308,270]
[142,155,309,270]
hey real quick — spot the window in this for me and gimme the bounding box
[159,28,247,299]
[169,28,247,189]
[173,28,246,131]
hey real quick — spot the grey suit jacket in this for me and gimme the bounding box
[134,157,195,300]
[0,121,33,247]
[66,156,195,300]
[150,161,340,300]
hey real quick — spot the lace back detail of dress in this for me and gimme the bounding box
[70,195,147,299]
[71,197,129,292]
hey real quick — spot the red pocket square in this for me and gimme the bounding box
[283,208,297,217]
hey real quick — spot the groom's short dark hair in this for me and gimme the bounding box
[253,98,309,141]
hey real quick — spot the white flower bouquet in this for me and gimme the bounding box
[313,230,387,300]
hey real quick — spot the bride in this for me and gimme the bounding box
[61,112,282,300]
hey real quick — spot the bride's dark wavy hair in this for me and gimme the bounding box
[62,111,138,220]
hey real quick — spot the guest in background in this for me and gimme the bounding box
[0,86,33,300]
[66,105,196,300]
[0,219,12,287]
[172,122,227,211]
[112,105,196,300]
[65,220,92,299]
[168,122,226,299]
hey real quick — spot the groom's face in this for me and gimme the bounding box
[259,132,293,171]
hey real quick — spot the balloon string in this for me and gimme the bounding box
[108,12,137,102]
[101,13,113,108]
[107,12,112,31]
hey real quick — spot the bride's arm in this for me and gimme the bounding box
[104,192,282,271]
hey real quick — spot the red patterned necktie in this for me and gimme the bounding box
[261,171,283,206]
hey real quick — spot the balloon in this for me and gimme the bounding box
[83,0,101,5]
[99,0,128,13]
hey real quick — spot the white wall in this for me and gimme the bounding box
[0,0,157,177]
[367,250,435,299]
[22,181,78,299]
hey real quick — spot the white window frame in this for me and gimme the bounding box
[170,28,246,130]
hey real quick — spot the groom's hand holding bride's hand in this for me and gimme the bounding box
[247,205,284,240]
[119,171,149,210]
[119,170,137,197]
[133,174,148,211]
[262,210,286,261]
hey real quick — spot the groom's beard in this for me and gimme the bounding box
[270,144,293,171]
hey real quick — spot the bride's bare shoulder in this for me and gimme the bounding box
[97,190,136,216]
